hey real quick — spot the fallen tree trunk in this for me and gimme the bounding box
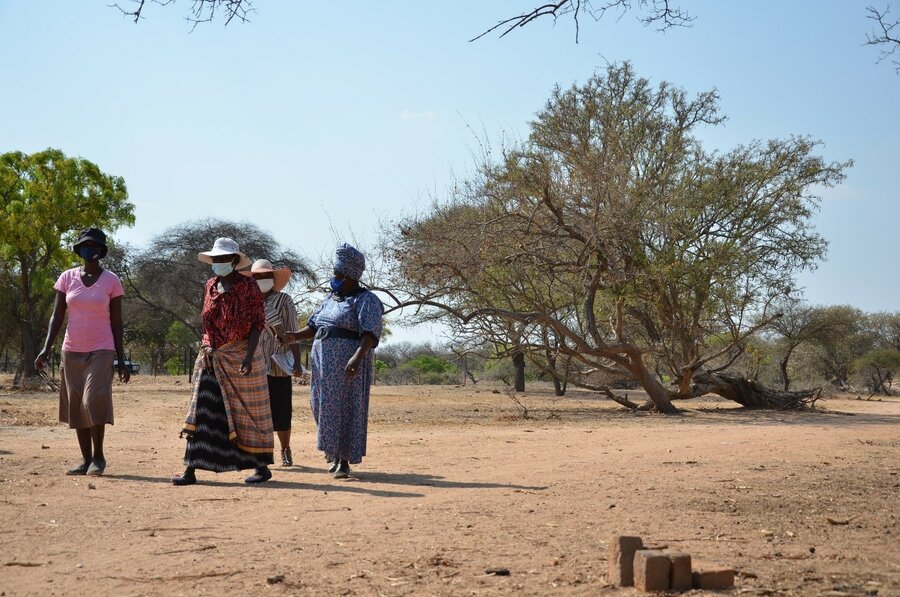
[692,371,822,410]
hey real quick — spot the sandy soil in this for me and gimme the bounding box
[0,375,898,596]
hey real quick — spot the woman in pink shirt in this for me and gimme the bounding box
[35,228,130,476]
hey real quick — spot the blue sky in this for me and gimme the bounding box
[2,1,898,343]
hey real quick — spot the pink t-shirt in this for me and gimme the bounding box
[54,268,125,353]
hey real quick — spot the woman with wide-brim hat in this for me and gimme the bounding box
[285,243,383,478]
[35,227,130,476]
[241,259,304,467]
[171,237,275,486]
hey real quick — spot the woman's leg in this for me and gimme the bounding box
[90,424,105,462]
[277,430,291,450]
[76,428,92,462]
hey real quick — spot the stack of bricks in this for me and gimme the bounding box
[607,535,735,592]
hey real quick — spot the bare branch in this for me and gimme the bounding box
[472,0,694,43]
[866,4,900,73]
[110,0,254,28]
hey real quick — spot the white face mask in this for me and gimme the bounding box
[211,262,234,277]
[256,279,275,293]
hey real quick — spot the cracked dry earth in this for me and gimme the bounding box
[0,376,898,596]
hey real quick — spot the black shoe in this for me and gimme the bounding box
[171,470,197,486]
[245,466,272,484]
[66,461,90,476]
[334,460,350,479]
[328,459,340,473]
[281,448,293,467]
[325,452,335,464]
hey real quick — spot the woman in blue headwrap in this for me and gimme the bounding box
[286,244,383,478]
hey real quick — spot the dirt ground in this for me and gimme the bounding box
[0,375,897,596]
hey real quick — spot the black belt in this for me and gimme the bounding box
[314,326,361,341]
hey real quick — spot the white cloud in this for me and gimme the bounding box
[399,109,435,121]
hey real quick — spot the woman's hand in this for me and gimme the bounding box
[199,346,214,369]
[34,348,51,371]
[240,354,253,376]
[345,352,364,377]
[292,363,304,378]
[117,361,131,384]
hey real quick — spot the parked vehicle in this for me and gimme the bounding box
[113,360,140,374]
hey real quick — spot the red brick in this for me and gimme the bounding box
[668,552,692,591]
[607,535,643,586]
[693,567,735,590]
[634,550,671,592]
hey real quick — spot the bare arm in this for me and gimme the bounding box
[284,326,316,343]
[34,291,67,370]
[240,326,262,375]
[345,333,376,377]
[110,296,129,383]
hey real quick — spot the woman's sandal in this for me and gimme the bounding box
[86,459,106,476]
[66,461,90,476]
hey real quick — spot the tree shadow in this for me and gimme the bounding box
[686,406,900,427]
[104,474,425,498]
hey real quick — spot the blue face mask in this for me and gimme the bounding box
[211,262,234,277]
[79,246,102,262]
[329,276,344,294]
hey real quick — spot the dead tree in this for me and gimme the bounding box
[692,371,822,410]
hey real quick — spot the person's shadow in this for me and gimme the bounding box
[343,471,547,491]
[275,466,548,491]
[106,467,548,495]
[105,473,425,498]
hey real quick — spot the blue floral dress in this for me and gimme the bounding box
[308,290,383,464]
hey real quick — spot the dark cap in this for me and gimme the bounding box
[73,228,108,258]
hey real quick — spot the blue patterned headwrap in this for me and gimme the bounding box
[333,243,366,280]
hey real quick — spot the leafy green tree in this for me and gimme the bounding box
[802,305,872,390]
[853,348,900,396]
[0,149,134,381]
[380,63,849,412]
[407,354,455,375]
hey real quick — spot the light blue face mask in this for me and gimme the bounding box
[211,262,234,277]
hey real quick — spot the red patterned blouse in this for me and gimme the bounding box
[200,274,265,349]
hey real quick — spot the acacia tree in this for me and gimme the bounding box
[377,63,848,413]
[0,149,135,382]
[767,298,843,390]
[122,218,316,341]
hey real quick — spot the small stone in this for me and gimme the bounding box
[608,535,644,586]
[634,550,671,592]
[267,574,285,584]
[88,483,96,490]
[485,567,510,576]
[693,567,735,590]
[668,552,692,591]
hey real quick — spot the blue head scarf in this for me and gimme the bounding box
[333,243,366,280]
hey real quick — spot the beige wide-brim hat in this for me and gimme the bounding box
[241,259,292,292]
[197,237,252,270]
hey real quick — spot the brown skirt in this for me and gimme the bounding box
[59,350,115,429]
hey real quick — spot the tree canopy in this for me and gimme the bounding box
[0,148,135,380]
[122,218,317,341]
[377,62,850,413]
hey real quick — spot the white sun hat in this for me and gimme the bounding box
[197,237,252,270]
